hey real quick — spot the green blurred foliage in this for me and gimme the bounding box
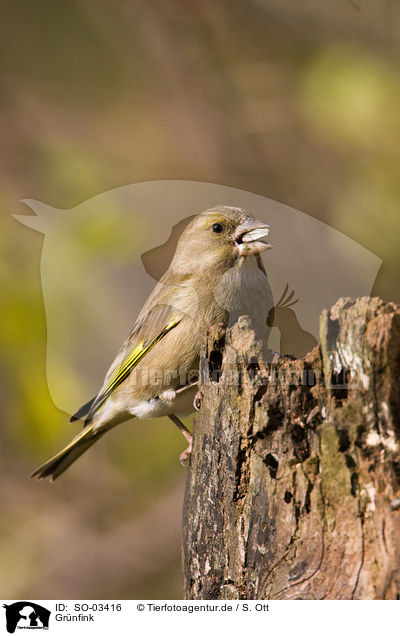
[301,46,400,149]
[300,43,400,299]
[1,0,399,600]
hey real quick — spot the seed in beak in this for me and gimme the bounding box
[237,225,272,256]
[241,227,270,243]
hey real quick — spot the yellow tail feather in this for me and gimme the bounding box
[30,422,102,482]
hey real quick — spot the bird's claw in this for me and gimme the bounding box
[180,439,192,466]
[193,390,203,411]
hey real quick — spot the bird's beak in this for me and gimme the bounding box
[235,219,272,256]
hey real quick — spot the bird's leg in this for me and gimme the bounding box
[168,414,192,466]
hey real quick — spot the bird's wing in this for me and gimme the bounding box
[32,301,184,480]
[71,296,183,423]
[70,396,96,422]
[70,266,198,424]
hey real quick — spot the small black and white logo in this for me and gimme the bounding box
[2,602,50,633]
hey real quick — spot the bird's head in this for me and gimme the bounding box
[171,205,272,276]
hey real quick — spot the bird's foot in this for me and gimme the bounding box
[168,414,193,466]
[180,438,192,466]
[193,390,203,411]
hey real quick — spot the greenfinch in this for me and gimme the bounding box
[31,205,273,481]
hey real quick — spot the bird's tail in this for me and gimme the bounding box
[30,421,104,482]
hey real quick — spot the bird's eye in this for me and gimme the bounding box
[212,223,224,233]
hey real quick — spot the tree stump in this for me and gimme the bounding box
[182,297,400,599]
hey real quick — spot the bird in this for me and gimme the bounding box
[30,205,273,481]
[267,284,317,358]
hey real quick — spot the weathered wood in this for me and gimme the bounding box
[182,298,400,599]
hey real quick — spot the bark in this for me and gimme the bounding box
[182,297,400,600]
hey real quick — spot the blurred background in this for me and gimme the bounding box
[1,0,400,599]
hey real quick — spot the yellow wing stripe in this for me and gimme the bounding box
[91,317,181,413]
[104,343,146,391]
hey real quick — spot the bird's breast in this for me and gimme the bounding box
[214,257,273,318]
[213,256,274,353]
